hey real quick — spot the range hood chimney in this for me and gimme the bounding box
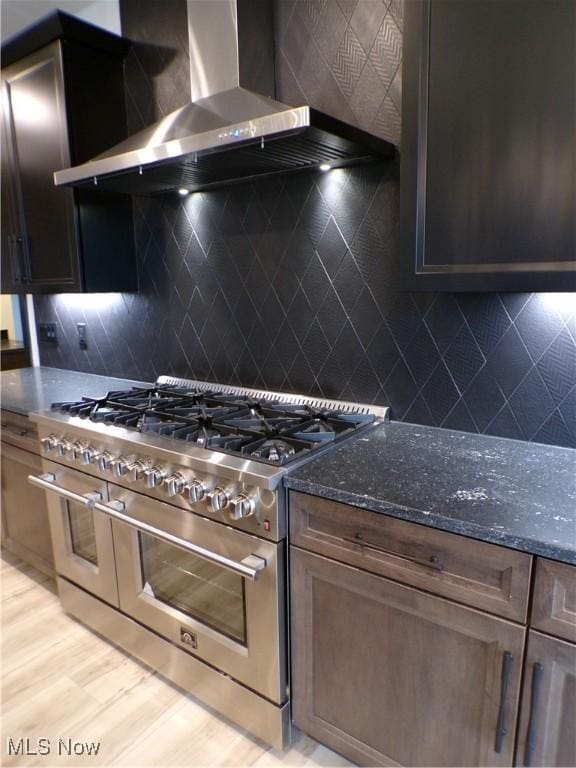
[54,0,394,196]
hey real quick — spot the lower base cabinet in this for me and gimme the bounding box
[515,631,576,767]
[1,425,54,576]
[291,547,525,767]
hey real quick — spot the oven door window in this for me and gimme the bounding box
[67,502,98,565]
[139,533,247,645]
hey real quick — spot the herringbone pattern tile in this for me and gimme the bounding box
[333,27,367,97]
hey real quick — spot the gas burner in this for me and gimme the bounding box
[243,438,304,464]
[185,425,222,446]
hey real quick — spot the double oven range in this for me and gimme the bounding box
[28,376,388,748]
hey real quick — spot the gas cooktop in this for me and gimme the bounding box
[51,383,377,466]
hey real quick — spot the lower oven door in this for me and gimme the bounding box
[107,484,286,704]
[30,460,119,606]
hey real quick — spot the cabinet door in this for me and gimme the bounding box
[1,84,24,292]
[401,0,576,292]
[291,547,525,767]
[0,441,54,576]
[2,42,81,292]
[516,631,576,767]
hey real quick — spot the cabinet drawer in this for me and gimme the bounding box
[289,491,532,622]
[1,409,39,453]
[531,559,576,643]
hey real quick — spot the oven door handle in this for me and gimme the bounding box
[93,498,267,582]
[28,473,102,507]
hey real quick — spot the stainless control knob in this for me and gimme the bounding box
[165,473,185,497]
[97,451,114,472]
[41,434,58,453]
[81,445,99,465]
[113,456,131,477]
[127,460,147,483]
[185,479,207,503]
[145,466,166,489]
[228,494,256,521]
[206,487,229,513]
[57,439,73,457]
[70,441,85,461]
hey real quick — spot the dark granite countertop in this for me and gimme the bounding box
[285,422,576,565]
[0,366,149,416]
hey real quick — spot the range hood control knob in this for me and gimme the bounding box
[97,451,114,472]
[41,435,58,453]
[185,479,207,504]
[127,460,147,483]
[145,466,166,489]
[165,473,185,497]
[81,445,99,465]
[229,494,256,521]
[207,487,229,513]
[56,438,72,457]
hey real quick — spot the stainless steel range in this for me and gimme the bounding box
[28,376,388,748]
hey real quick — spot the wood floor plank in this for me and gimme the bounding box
[1,551,353,767]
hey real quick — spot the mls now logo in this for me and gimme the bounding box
[7,737,101,757]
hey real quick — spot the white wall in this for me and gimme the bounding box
[0,295,23,341]
[74,0,120,34]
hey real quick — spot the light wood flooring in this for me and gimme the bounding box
[1,550,351,768]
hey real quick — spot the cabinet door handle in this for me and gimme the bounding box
[524,662,544,766]
[343,535,444,572]
[495,651,513,753]
[8,234,22,284]
[16,235,30,284]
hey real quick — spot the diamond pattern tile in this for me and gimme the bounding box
[32,0,576,448]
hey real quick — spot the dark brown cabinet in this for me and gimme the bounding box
[1,12,135,293]
[516,631,576,768]
[291,546,524,767]
[289,491,530,767]
[289,492,576,767]
[1,410,54,576]
[401,0,576,292]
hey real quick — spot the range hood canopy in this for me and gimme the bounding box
[54,0,394,196]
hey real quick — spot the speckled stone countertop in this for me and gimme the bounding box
[1,366,149,416]
[285,422,576,565]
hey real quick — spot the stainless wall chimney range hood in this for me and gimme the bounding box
[53,0,394,196]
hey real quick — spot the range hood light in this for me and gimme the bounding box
[177,188,190,196]
[319,163,332,172]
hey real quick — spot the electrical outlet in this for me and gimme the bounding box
[76,322,87,350]
[38,322,58,343]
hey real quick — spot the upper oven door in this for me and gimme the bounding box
[34,460,119,606]
[107,484,286,704]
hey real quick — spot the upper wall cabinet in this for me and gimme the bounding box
[1,13,135,294]
[401,0,576,292]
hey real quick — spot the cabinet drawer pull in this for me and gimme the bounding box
[495,651,513,753]
[524,662,544,766]
[344,535,444,572]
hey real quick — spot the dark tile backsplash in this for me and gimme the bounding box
[34,0,575,448]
